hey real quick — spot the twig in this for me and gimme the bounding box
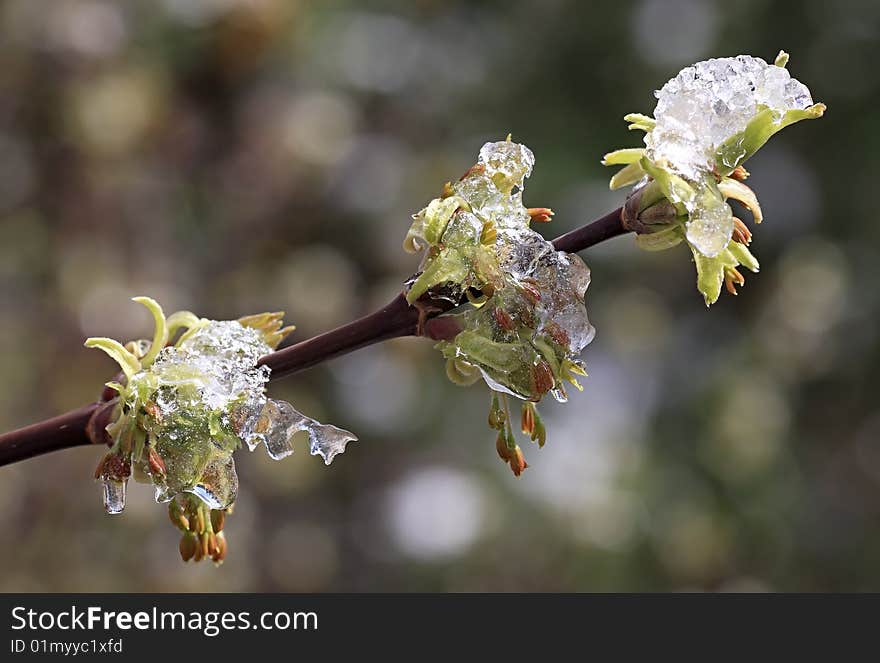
[0,207,626,467]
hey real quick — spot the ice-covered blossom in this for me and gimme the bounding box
[603,51,825,304]
[403,138,594,474]
[86,298,357,563]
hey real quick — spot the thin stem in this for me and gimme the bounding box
[0,207,628,467]
[551,206,625,253]
[262,292,418,380]
[0,403,100,466]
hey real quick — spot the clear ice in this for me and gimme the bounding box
[239,398,358,465]
[406,139,594,403]
[644,56,813,256]
[115,319,357,512]
[646,55,813,180]
[102,478,126,515]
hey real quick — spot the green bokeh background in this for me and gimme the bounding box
[1,0,878,591]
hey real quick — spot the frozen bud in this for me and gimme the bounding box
[603,52,823,304]
[521,402,536,436]
[488,394,506,430]
[85,296,360,561]
[143,401,163,424]
[211,532,227,564]
[168,499,190,531]
[179,532,198,562]
[492,307,515,332]
[730,165,750,181]
[496,432,511,461]
[527,207,554,224]
[404,139,595,472]
[508,445,528,477]
[530,361,556,397]
[724,266,746,296]
[732,217,752,245]
[193,504,206,534]
[210,509,226,533]
[147,447,166,477]
[95,452,131,481]
[531,416,547,448]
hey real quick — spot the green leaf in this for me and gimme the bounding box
[166,311,204,342]
[609,161,646,190]
[640,157,694,213]
[728,240,760,273]
[104,381,126,396]
[423,196,464,245]
[602,148,645,165]
[715,103,825,175]
[132,296,168,368]
[451,330,530,374]
[690,243,742,306]
[718,178,763,223]
[84,338,142,379]
[635,224,685,252]
[623,113,656,132]
[405,249,469,304]
[692,251,724,306]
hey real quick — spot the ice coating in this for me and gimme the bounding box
[478,139,534,192]
[406,139,594,403]
[102,479,126,515]
[239,398,358,465]
[104,319,355,513]
[644,56,813,256]
[144,320,271,416]
[646,55,813,180]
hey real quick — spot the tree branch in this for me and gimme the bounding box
[0,207,626,467]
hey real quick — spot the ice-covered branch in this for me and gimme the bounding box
[0,206,628,469]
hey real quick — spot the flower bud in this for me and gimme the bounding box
[527,207,554,224]
[731,217,752,245]
[94,452,131,481]
[179,533,198,562]
[211,533,228,564]
[724,266,745,296]
[508,446,528,477]
[168,499,190,532]
[488,394,506,430]
[530,360,555,396]
[147,446,166,477]
[493,307,514,331]
[194,505,206,534]
[210,509,226,533]
[521,402,536,436]
[496,432,510,461]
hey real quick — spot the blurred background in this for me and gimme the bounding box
[0,0,878,592]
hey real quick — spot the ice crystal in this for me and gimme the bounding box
[405,138,594,403]
[239,398,358,465]
[602,51,824,304]
[638,55,815,256]
[86,299,357,520]
[646,55,813,182]
[403,139,593,473]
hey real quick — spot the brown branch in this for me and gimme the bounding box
[0,207,626,467]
